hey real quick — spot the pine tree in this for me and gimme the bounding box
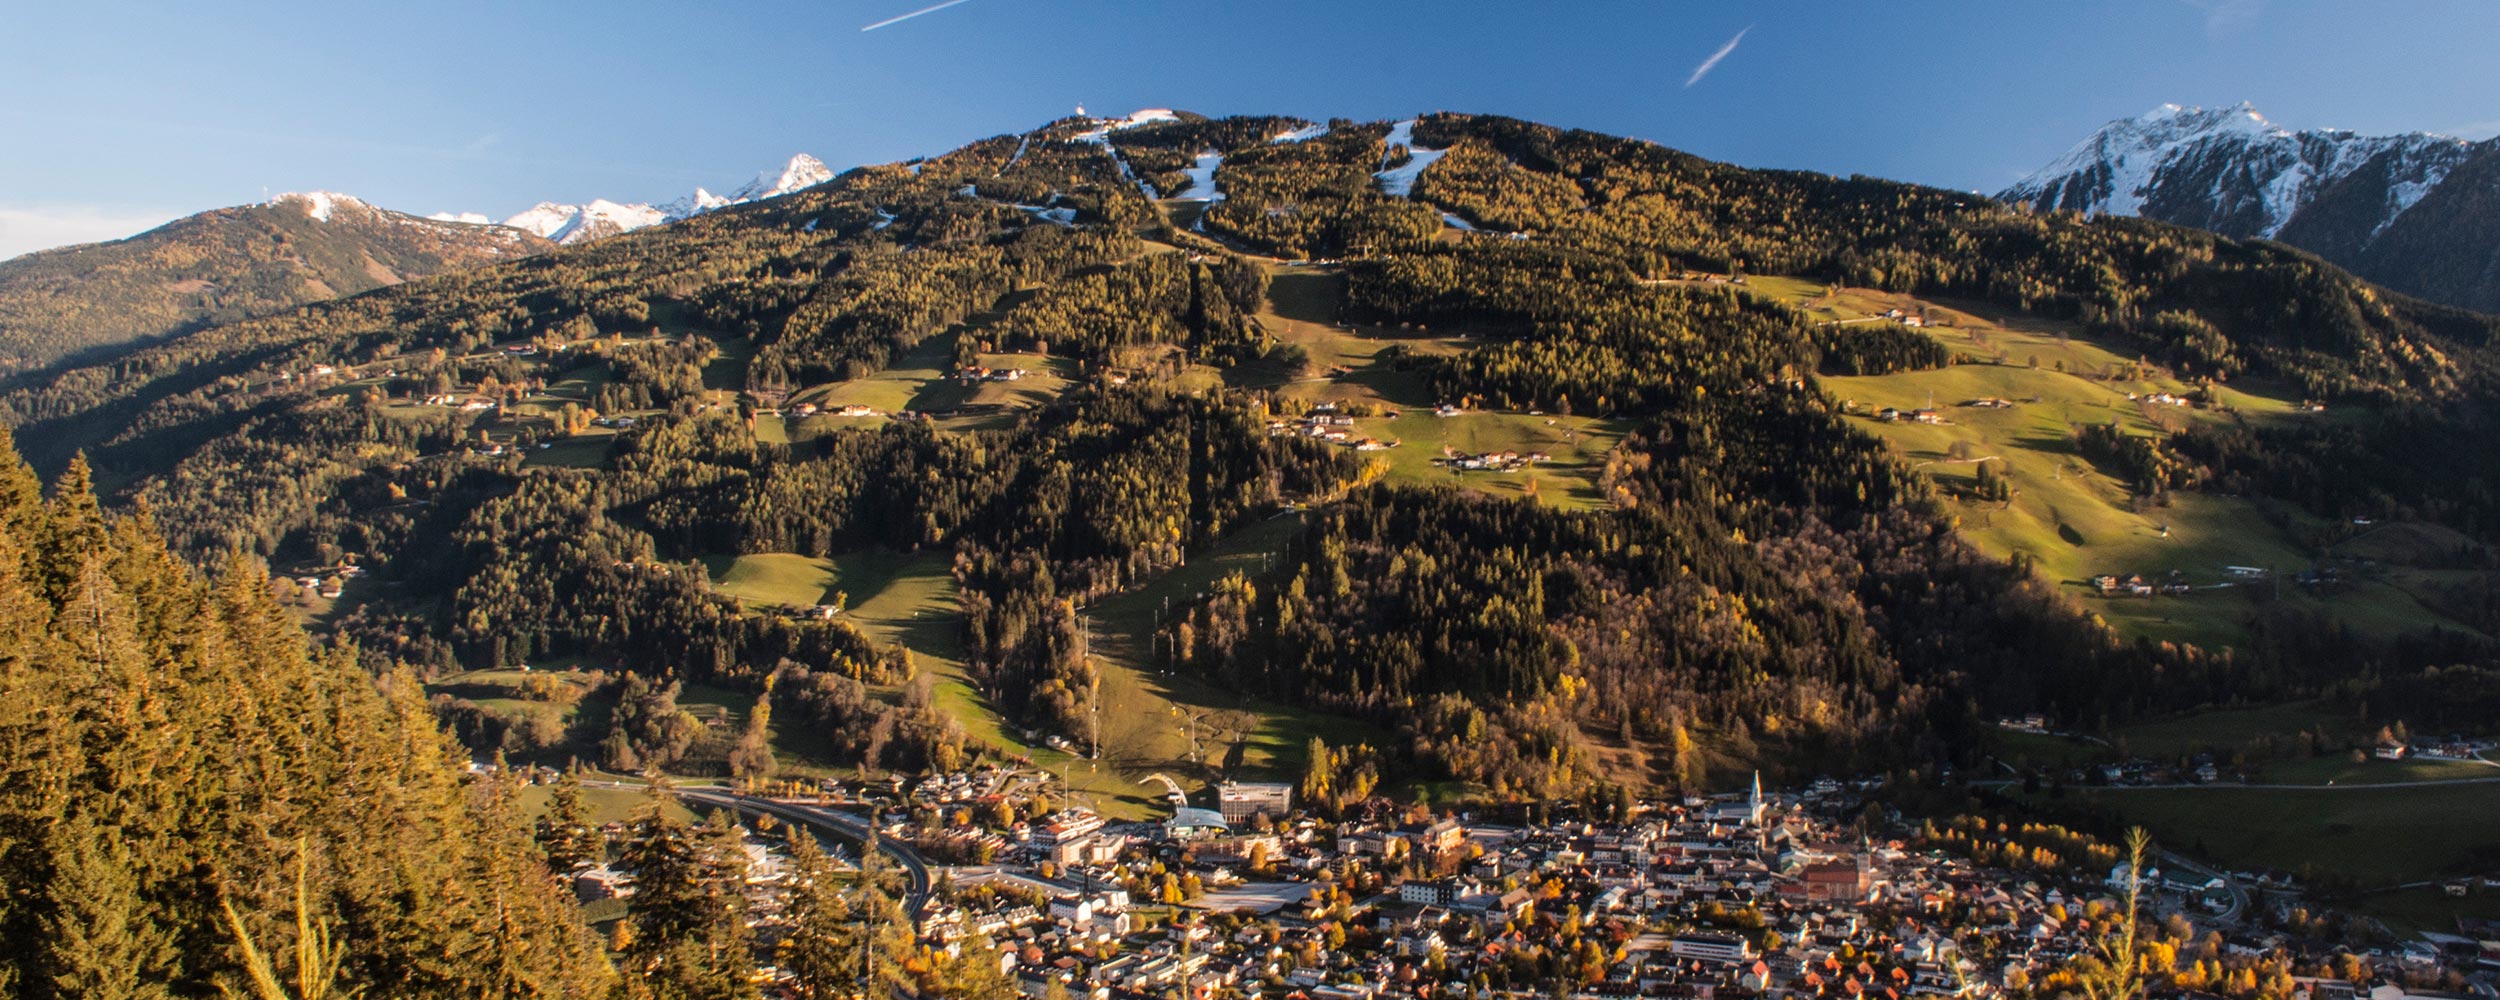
[2066,828,2154,1000]
[618,792,757,1000]
[778,830,858,1000]
[0,437,612,998]
[0,426,42,538]
[536,772,603,874]
[849,832,918,1000]
[38,811,177,1000]
[36,454,110,607]
[217,841,368,1000]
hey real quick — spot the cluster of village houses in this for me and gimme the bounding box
[2091,564,2368,600]
[1868,398,2020,426]
[958,365,1032,385]
[1434,449,1551,473]
[1262,404,1569,470]
[556,769,2500,1000]
[1269,406,1397,452]
[775,401,879,418]
[2090,572,2198,598]
[282,562,365,601]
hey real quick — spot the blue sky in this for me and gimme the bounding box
[4,0,2496,259]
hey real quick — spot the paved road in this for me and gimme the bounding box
[676,789,934,924]
[579,780,933,923]
[1976,775,2500,792]
[2154,848,2249,924]
[2087,776,2500,791]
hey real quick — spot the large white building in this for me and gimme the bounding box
[1669,932,1757,965]
[1217,781,1293,825]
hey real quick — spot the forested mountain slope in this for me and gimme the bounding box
[0,430,612,997]
[7,109,2499,802]
[0,192,548,372]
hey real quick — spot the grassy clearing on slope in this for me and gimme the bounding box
[1822,359,2307,596]
[1790,281,2472,646]
[2257,755,2496,786]
[2051,782,2500,885]
[1352,411,1626,511]
[829,520,1388,819]
[703,553,842,608]
[1235,267,1475,407]
[2006,700,2495,786]
[701,335,755,392]
[799,334,949,412]
[1238,264,1622,511]
[2353,885,2500,937]
[831,553,1168,818]
[1083,515,1384,784]
[525,431,618,469]
[2114,701,2358,760]
[516,782,690,826]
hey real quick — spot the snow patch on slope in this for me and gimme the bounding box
[1173,152,1225,202]
[1374,120,1446,198]
[1074,114,1162,200]
[271,191,368,222]
[1273,123,1329,144]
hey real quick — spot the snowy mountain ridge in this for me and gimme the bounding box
[424,153,837,246]
[2002,102,2476,241]
[2003,103,2500,313]
[265,190,542,251]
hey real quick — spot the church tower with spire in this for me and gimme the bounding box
[1747,770,1765,826]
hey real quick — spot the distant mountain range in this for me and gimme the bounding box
[0,154,838,371]
[2004,103,2500,312]
[0,192,547,373]
[445,153,837,244]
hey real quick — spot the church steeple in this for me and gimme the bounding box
[1748,770,1764,825]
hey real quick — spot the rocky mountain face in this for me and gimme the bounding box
[0,191,549,373]
[2005,103,2500,312]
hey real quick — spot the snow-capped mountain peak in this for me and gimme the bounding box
[659,187,732,220]
[478,152,834,245]
[269,191,373,223]
[2003,102,2473,240]
[2004,102,2500,313]
[500,202,589,241]
[732,154,834,202]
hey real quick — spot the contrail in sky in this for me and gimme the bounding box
[1684,25,1751,87]
[862,0,978,31]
